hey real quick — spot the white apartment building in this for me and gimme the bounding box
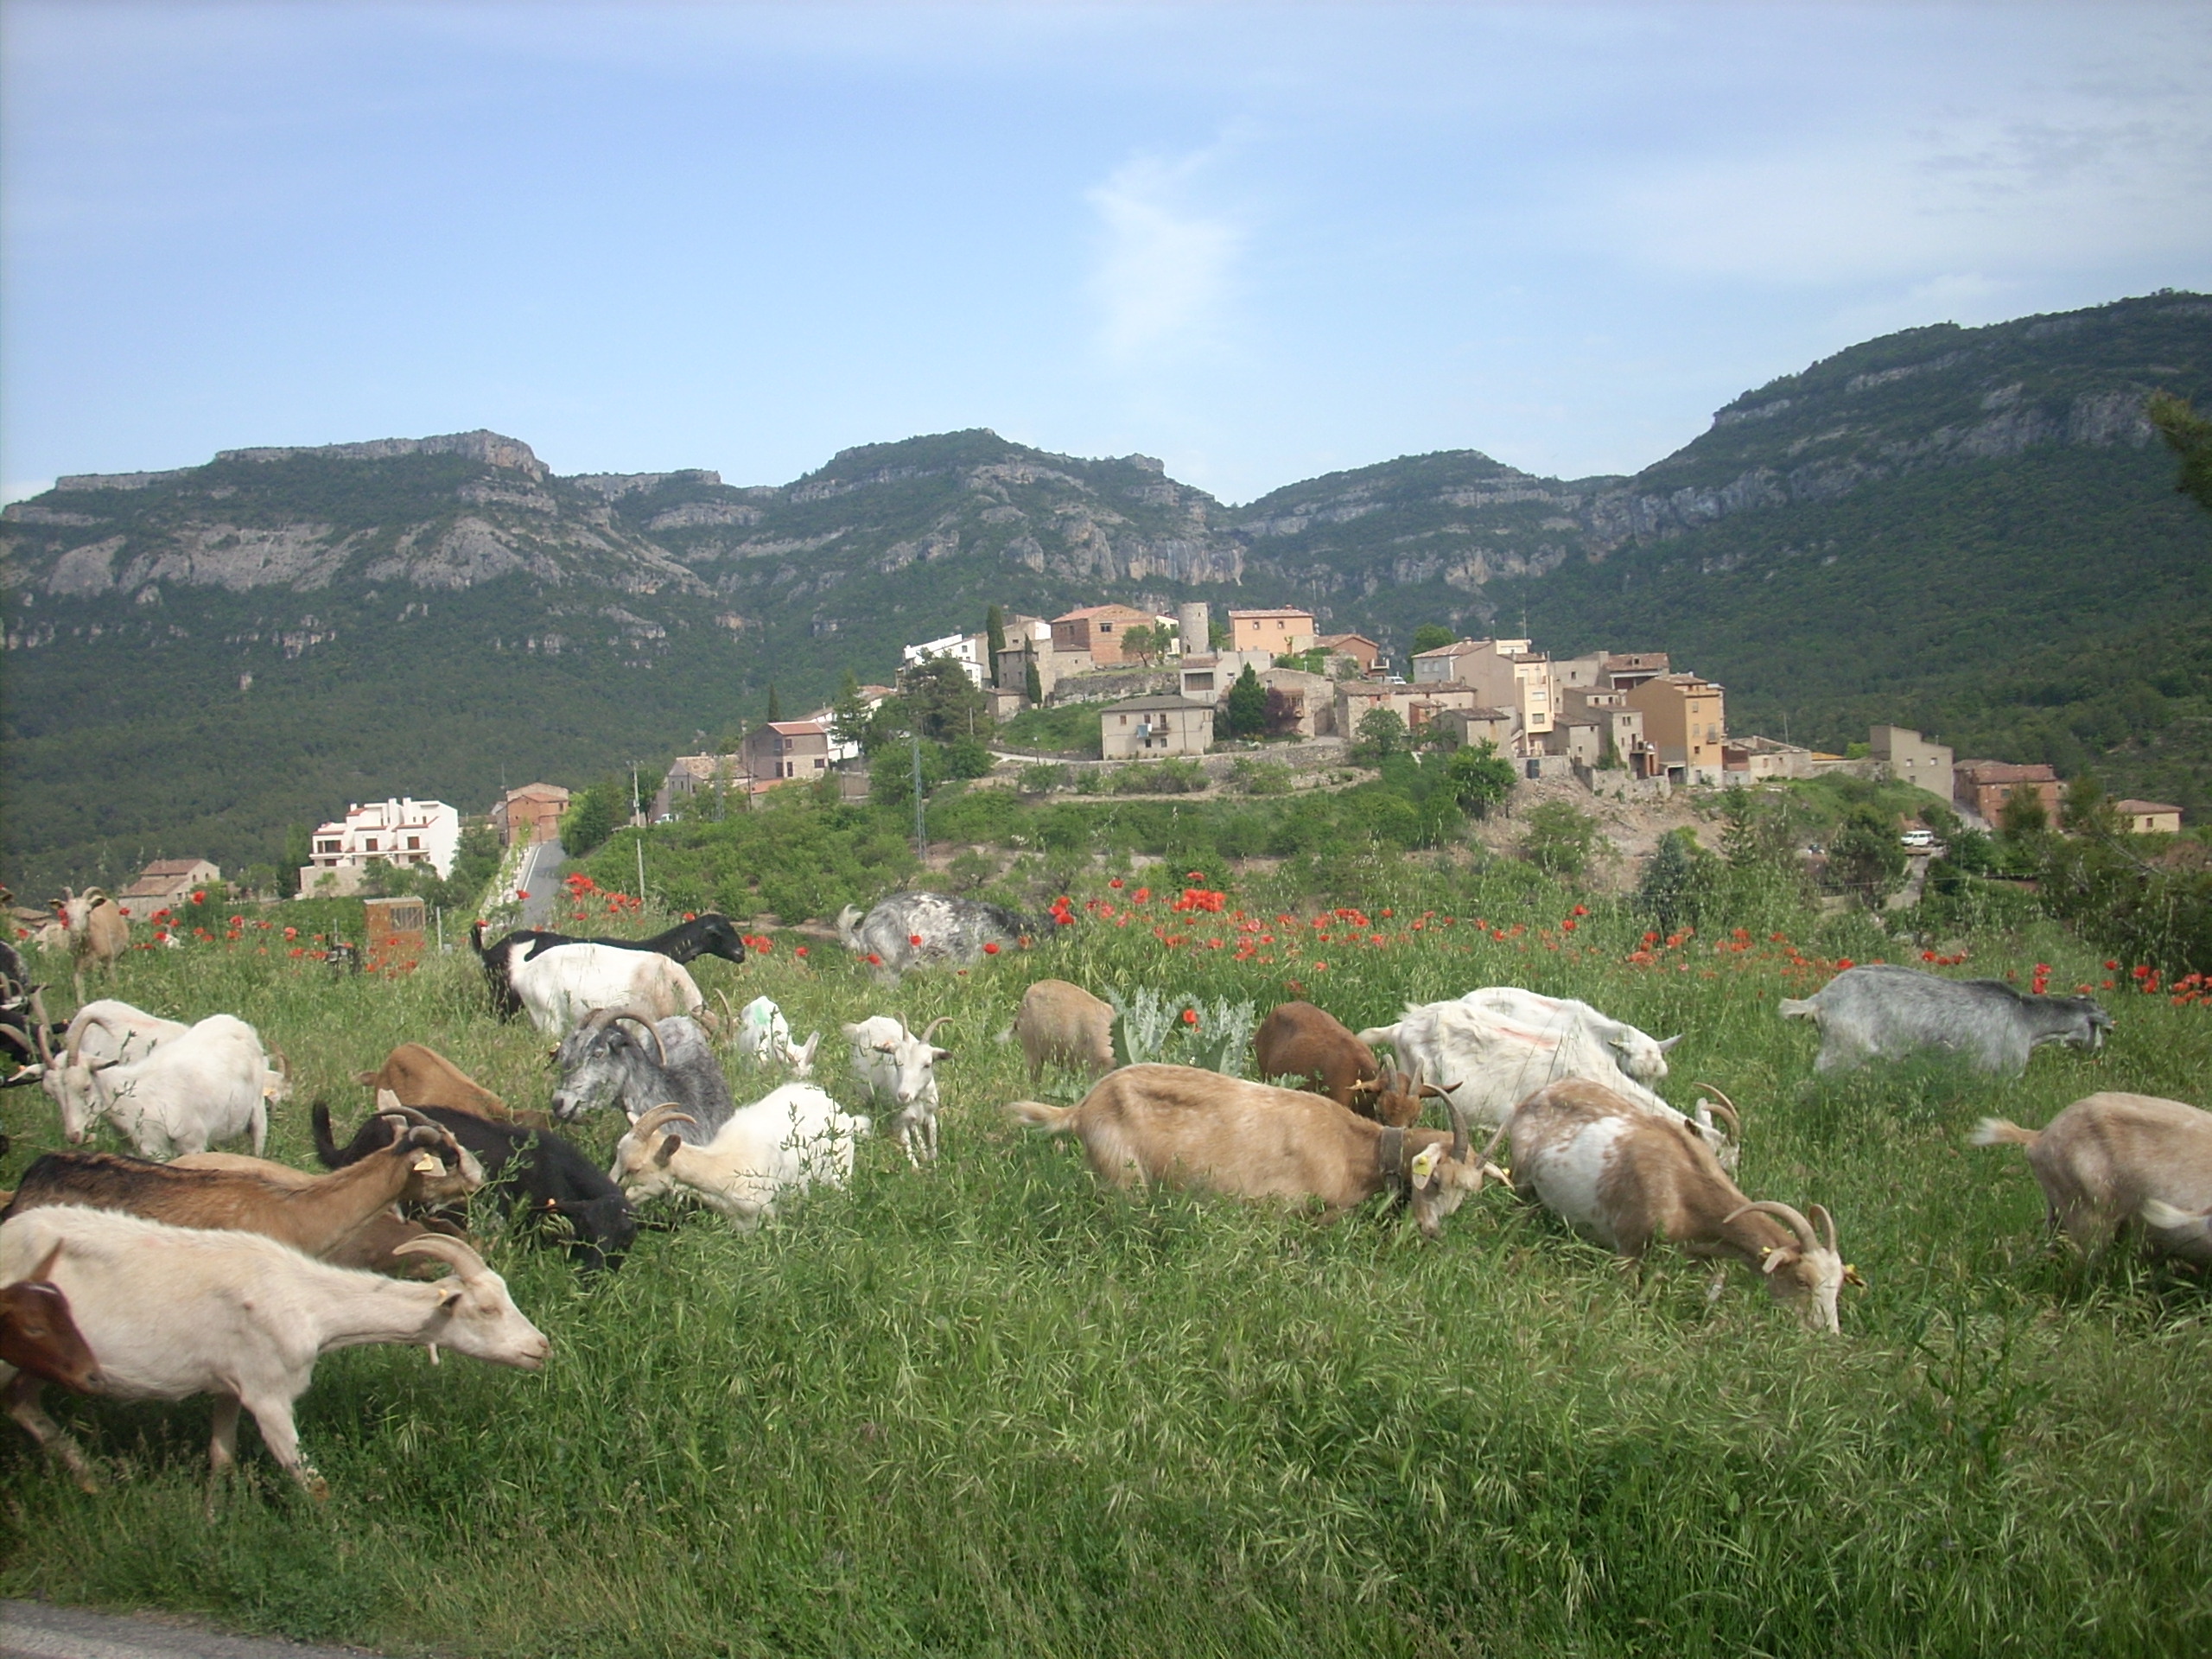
[301,798,461,893]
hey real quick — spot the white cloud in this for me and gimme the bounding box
[1085,150,1244,366]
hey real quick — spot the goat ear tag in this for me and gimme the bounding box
[410,1153,443,1174]
[1408,1144,1441,1182]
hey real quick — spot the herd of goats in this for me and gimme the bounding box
[0,884,2208,1507]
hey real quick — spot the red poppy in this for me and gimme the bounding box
[1109,878,1124,888]
[191,890,206,905]
[795,945,809,957]
[516,890,530,900]
[867,952,882,965]
[1182,1007,1198,1026]
[983,941,1001,955]
[910,933,925,946]
[684,912,697,922]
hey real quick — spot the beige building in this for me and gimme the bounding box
[1871,725,1955,799]
[1721,735,1816,781]
[1227,607,1317,655]
[1439,707,1518,752]
[1102,696,1215,759]
[1625,674,1726,781]
[742,719,834,785]
[1179,650,1274,702]
[1603,652,1670,693]
[2113,799,2183,835]
[1261,668,1338,737]
[1313,632,1383,673]
[1409,638,1554,753]
[119,857,221,909]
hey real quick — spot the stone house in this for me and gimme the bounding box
[1720,735,1816,781]
[1051,604,1154,667]
[119,857,221,909]
[2113,799,2183,835]
[1955,760,2062,823]
[1625,674,1726,783]
[1871,725,1955,799]
[742,720,834,786]
[1101,696,1215,760]
[496,783,569,847]
[1313,632,1383,673]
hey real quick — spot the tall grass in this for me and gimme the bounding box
[3,867,2209,1657]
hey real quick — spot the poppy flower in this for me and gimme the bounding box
[867,952,882,965]
[684,912,697,922]
[795,946,809,957]
[983,941,1001,955]
[1182,1007,1198,1026]
[910,933,925,947]
[1109,878,1124,888]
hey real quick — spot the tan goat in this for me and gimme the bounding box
[355,1042,550,1129]
[1007,1063,1507,1238]
[1011,980,1116,1086]
[1972,1092,2212,1263]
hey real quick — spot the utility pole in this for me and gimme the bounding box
[912,732,926,862]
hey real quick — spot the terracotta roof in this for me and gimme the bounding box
[139,858,213,877]
[1228,607,1315,620]
[765,721,828,736]
[1314,632,1379,650]
[1958,760,2057,783]
[1107,696,1215,713]
[1412,639,1485,658]
[504,783,569,801]
[2114,799,2182,815]
[1053,604,1152,623]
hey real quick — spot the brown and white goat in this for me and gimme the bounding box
[170,1151,477,1276]
[1007,1063,1508,1238]
[54,888,130,997]
[1011,980,1116,1086]
[1972,1092,2212,1263]
[355,1041,551,1129]
[1497,1077,1853,1332]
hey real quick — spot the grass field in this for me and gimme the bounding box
[3,861,2209,1658]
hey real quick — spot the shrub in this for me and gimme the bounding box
[1231,758,1294,796]
[1522,801,1600,878]
[1018,761,1069,795]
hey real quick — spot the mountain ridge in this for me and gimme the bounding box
[3,290,2209,892]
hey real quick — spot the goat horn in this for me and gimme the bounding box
[630,1104,696,1141]
[1694,1085,1742,1139]
[374,1103,442,1133]
[608,1009,667,1066]
[391,1233,491,1282]
[67,1011,125,1069]
[23,1240,65,1284]
[577,1006,623,1032]
[1810,1203,1839,1255]
[1446,1094,1471,1162]
[0,1024,39,1058]
[270,1046,291,1077]
[1726,1201,1821,1255]
[918,1015,954,1044]
[1415,1081,1461,1100]
[29,988,53,1065]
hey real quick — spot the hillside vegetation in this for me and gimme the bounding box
[3,294,2209,892]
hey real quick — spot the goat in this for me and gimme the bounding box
[354,1041,552,1129]
[1252,1000,1455,1128]
[473,914,745,1020]
[38,998,191,1125]
[1007,1064,1507,1239]
[502,941,705,1036]
[2,1242,103,1393]
[1496,1078,1853,1332]
[836,892,1058,982]
[0,1207,547,1499]
[1011,980,1116,1087]
[46,1011,276,1158]
[1971,1093,2212,1262]
[1782,964,2111,1076]
[729,995,822,1077]
[843,1014,952,1166]
[169,1150,476,1277]
[316,1101,638,1272]
[1360,992,1738,1168]
[54,888,130,996]
[610,1092,869,1230]
[549,1007,735,1141]
[1,1103,481,1265]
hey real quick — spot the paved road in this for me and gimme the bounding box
[516,836,565,928]
[1,1602,391,1659]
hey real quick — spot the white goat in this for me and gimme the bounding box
[608,1091,869,1230]
[843,1014,953,1166]
[1972,1092,2212,1263]
[510,942,704,1036]
[730,995,821,1076]
[38,999,188,1116]
[0,1206,548,1498]
[1497,1078,1853,1333]
[1358,989,1736,1168]
[49,1011,273,1157]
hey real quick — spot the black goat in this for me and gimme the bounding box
[471,913,746,1021]
[314,1101,639,1272]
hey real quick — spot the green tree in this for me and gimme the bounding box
[1998,783,2050,839]
[1023,658,1043,707]
[1445,741,1516,818]
[563,779,625,857]
[283,823,312,874]
[2060,770,2119,837]
[1224,664,1268,739]
[1827,805,1907,906]
[1351,707,1408,762]
[985,604,1007,685]
[871,740,949,810]
[899,654,992,743]
[766,683,783,722]
[1639,827,1717,937]
[1122,623,1160,665]
[1522,801,1600,878]
[944,734,995,779]
[2148,391,2212,513]
[1410,624,1456,655]
[830,671,880,756]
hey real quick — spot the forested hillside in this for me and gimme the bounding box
[3,292,2208,893]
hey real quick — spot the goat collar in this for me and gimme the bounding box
[1376,1125,1408,1192]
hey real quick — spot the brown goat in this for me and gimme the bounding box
[54,888,130,998]
[168,1153,474,1276]
[1011,980,1116,1085]
[356,1042,550,1129]
[0,1243,102,1393]
[1008,1063,1507,1238]
[1253,1001,1454,1128]
[0,1105,480,1265]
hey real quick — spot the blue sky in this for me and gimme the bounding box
[5,3,2209,505]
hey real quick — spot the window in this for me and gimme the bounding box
[364,838,378,852]
[406,836,420,851]
[316,840,340,855]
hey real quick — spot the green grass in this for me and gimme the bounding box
[3,868,2210,1657]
